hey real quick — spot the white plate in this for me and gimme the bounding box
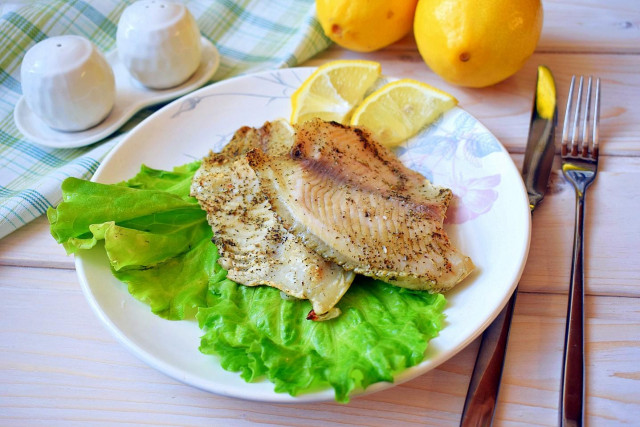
[14,37,219,149]
[76,67,531,403]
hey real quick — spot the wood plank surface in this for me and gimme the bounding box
[2,0,639,425]
[496,293,640,426]
[0,215,71,269]
[538,0,640,53]
[1,266,638,425]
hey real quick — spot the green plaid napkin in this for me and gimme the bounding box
[0,0,331,239]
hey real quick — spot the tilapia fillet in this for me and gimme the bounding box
[208,119,294,164]
[191,120,355,317]
[249,119,474,292]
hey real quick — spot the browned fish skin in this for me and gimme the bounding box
[203,119,294,166]
[291,120,451,221]
[248,119,474,292]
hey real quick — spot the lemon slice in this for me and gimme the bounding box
[291,60,381,124]
[350,79,457,147]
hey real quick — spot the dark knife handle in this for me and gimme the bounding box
[459,289,518,427]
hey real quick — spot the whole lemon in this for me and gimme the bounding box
[414,0,543,87]
[316,0,418,52]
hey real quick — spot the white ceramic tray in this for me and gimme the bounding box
[14,36,220,149]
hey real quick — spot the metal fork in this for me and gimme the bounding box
[559,75,601,427]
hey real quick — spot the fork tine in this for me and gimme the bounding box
[561,76,576,156]
[571,76,584,156]
[581,77,593,158]
[592,78,601,159]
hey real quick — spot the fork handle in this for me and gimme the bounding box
[560,192,586,427]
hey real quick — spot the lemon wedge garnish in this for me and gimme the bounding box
[291,60,381,124]
[350,79,457,147]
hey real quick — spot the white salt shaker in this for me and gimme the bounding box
[116,0,202,89]
[20,35,115,132]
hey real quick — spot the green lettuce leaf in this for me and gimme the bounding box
[119,161,201,200]
[113,234,217,319]
[197,276,445,403]
[47,163,213,319]
[48,178,204,253]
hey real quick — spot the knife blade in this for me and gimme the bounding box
[459,65,557,427]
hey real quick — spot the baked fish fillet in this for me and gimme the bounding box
[208,119,294,164]
[248,119,474,292]
[191,119,355,318]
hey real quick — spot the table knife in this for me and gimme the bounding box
[459,65,558,427]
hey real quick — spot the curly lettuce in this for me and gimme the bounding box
[199,275,445,402]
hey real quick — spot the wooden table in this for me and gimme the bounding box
[2,1,639,425]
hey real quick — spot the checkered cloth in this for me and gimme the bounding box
[0,0,331,239]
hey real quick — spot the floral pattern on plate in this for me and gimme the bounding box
[399,110,503,224]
